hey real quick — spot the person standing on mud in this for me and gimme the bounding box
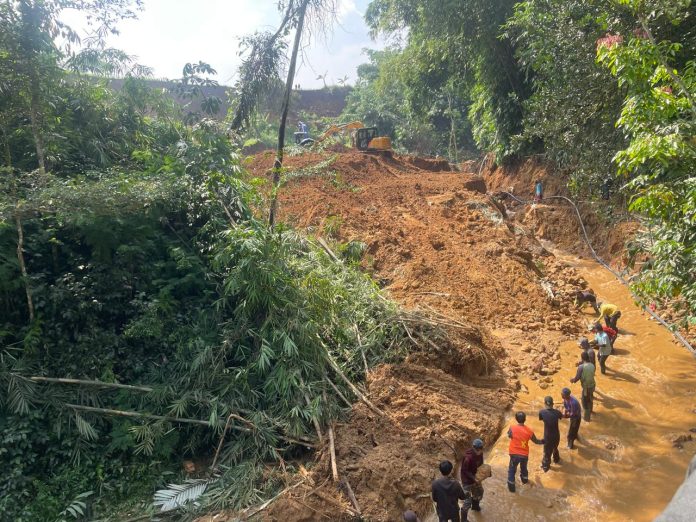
[534,179,544,203]
[597,301,622,331]
[578,337,596,367]
[570,351,596,421]
[538,396,563,472]
[459,439,484,519]
[593,323,613,374]
[561,388,582,449]
[506,412,544,492]
[431,460,467,522]
[574,289,600,313]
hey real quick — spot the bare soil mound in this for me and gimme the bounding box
[207,149,594,520]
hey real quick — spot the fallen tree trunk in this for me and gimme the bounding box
[65,404,316,448]
[29,376,153,393]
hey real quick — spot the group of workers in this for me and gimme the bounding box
[409,290,623,522]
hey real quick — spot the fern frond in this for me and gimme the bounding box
[7,373,36,414]
[128,423,156,456]
[153,479,208,512]
[57,490,93,520]
[74,413,98,441]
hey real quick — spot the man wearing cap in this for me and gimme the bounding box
[578,337,596,367]
[570,351,596,421]
[561,388,582,449]
[538,396,563,472]
[460,439,485,520]
[507,412,544,492]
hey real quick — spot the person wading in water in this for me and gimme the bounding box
[561,387,582,449]
[459,439,485,520]
[571,351,596,421]
[539,396,563,472]
[506,412,544,492]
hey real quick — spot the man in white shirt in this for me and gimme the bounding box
[593,323,612,374]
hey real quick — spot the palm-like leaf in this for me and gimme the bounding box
[153,479,208,512]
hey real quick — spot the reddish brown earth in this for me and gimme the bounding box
[194,150,695,522]
[478,155,694,345]
[190,150,595,521]
[476,155,638,268]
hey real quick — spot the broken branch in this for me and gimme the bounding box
[326,355,385,417]
[339,479,361,515]
[28,376,153,393]
[328,424,339,482]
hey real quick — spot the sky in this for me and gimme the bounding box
[62,0,383,88]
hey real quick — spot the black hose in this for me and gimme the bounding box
[495,192,695,354]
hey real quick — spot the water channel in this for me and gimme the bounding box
[431,252,696,521]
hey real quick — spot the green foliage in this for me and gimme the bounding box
[282,153,338,182]
[363,0,530,160]
[0,9,417,515]
[505,0,629,191]
[596,0,696,319]
[342,47,476,159]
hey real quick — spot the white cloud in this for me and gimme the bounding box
[337,0,358,19]
[60,0,381,88]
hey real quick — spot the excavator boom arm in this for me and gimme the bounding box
[316,121,365,143]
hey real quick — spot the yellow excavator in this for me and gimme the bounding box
[294,121,392,153]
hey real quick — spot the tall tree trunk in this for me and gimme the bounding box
[8,165,35,323]
[268,0,310,227]
[28,71,46,174]
[447,93,458,163]
[15,212,35,322]
[2,126,11,167]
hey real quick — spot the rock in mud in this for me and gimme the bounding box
[462,176,487,194]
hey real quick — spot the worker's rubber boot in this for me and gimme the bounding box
[471,499,481,511]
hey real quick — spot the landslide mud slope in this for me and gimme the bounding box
[231,150,592,521]
[477,155,638,268]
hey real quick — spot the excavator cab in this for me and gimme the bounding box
[355,127,392,153]
[355,127,378,150]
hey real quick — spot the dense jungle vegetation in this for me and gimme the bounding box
[0,0,694,520]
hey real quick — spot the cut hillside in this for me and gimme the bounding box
[478,155,638,268]
[477,156,695,346]
[201,149,599,521]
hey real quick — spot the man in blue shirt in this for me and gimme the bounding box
[534,179,543,202]
[561,388,582,449]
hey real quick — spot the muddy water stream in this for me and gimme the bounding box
[432,253,696,522]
